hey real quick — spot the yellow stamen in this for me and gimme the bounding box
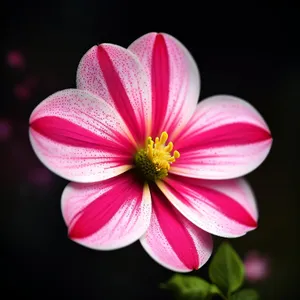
[134,131,180,181]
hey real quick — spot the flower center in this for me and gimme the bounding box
[134,131,180,181]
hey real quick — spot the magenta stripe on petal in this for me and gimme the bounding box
[165,176,257,228]
[68,174,143,239]
[151,34,170,136]
[179,123,271,151]
[151,186,199,270]
[62,171,152,250]
[170,95,272,180]
[69,186,125,239]
[30,116,131,154]
[128,33,200,140]
[69,188,124,239]
[96,46,142,141]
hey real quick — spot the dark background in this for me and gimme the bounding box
[1,1,298,299]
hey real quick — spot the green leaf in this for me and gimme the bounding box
[208,242,244,295]
[161,274,213,300]
[209,284,222,295]
[209,284,225,298]
[230,289,259,300]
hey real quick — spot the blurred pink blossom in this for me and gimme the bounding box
[14,83,31,101]
[13,76,39,102]
[0,119,12,142]
[2,121,55,188]
[6,50,25,69]
[27,167,54,187]
[244,250,270,282]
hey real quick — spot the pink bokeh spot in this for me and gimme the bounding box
[0,119,12,142]
[13,76,38,102]
[27,167,54,187]
[244,250,270,282]
[6,50,25,69]
[14,84,31,101]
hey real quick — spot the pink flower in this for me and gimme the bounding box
[29,33,272,272]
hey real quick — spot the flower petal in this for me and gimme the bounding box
[61,171,152,250]
[29,89,134,183]
[128,32,200,139]
[172,95,272,179]
[157,174,258,238]
[77,44,151,143]
[140,185,212,272]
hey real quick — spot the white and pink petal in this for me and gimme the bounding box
[77,44,151,143]
[29,89,134,183]
[172,95,272,179]
[61,171,152,250]
[157,174,258,238]
[140,185,212,272]
[128,32,200,139]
